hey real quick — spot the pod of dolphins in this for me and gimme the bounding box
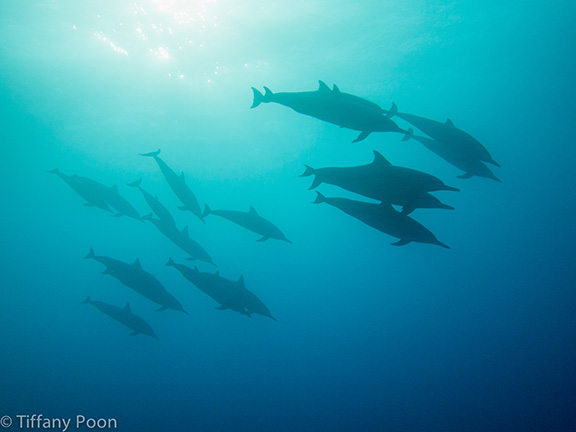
[50,80,499,339]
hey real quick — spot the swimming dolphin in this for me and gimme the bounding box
[166,258,249,316]
[142,213,215,265]
[85,248,187,313]
[234,275,277,321]
[139,149,203,221]
[81,296,158,339]
[47,169,112,212]
[251,81,406,142]
[402,129,502,182]
[300,150,458,214]
[202,204,292,243]
[387,102,500,167]
[312,192,449,248]
[127,178,176,225]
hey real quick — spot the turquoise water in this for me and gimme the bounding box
[1,1,575,431]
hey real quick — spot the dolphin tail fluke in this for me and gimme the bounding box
[401,127,414,142]
[81,296,91,304]
[385,102,398,118]
[312,191,326,204]
[141,212,153,221]
[84,248,96,259]
[256,236,270,242]
[457,172,474,179]
[127,178,142,187]
[166,257,175,267]
[299,165,315,177]
[202,204,212,219]
[250,87,264,108]
[139,149,161,157]
[400,206,415,215]
[352,131,371,143]
[155,306,168,312]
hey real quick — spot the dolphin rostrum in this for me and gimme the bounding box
[202,204,291,243]
[85,248,187,313]
[300,150,458,214]
[140,149,203,221]
[313,192,449,248]
[81,296,158,339]
[251,81,407,142]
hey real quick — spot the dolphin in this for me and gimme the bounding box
[84,248,187,313]
[142,213,215,265]
[127,178,176,225]
[47,169,112,212]
[202,204,291,243]
[312,192,449,248]
[300,150,458,214]
[81,296,158,339]
[251,81,407,142]
[166,259,249,316]
[402,129,502,182]
[139,149,203,221]
[387,102,500,167]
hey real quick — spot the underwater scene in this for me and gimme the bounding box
[1,1,575,431]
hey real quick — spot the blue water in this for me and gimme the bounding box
[1,1,576,431]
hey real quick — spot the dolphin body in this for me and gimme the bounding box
[85,248,187,313]
[301,150,458,214]
[81,296,158,339]
[167,259,277,321]
[251,81,406,143]
[402,129,501,182]
[47,169,112,212]
[127,178,176,225]
[142,214,215,265]
[387,103,500,167]
[203,205,291,243]
[313,192,449,248]
[140,149,203,221]
[166,259,249,316]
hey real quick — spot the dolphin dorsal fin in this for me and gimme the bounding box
[182,225,189,236]
[372,150,391,165]
[124,302,132,312]
[237,275,245,286]
[215,271,220,276]
[332,84,341,95]
[132,258,142,269]
[180,172,186,182]
[445,118,455,127]
[249,206,258,215]
[110,184,119,193]
[318,80,330,93]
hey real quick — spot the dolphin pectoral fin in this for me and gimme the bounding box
[155,306,168,312]
[457,172,474,179]
[112,212,124,218]
[256,236,270,242]
[101,268,112,275]
[177,205,188,211]
[130,331,140,336]
[391,239,411,246]
[352,131,371,143]
[215,306,229,311]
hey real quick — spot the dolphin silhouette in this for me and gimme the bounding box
[82,296,158,339]
[142,213,215,265]
[402,129,501,182]
[127,178,177,225]
[300,150,457,214]
[312,192,449,248]
[251,81,406,142]
[140,149,203,221]
[202,204,291,243]
[387,102,500,167]
[85,248,187,313]
[47,169,112,212]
